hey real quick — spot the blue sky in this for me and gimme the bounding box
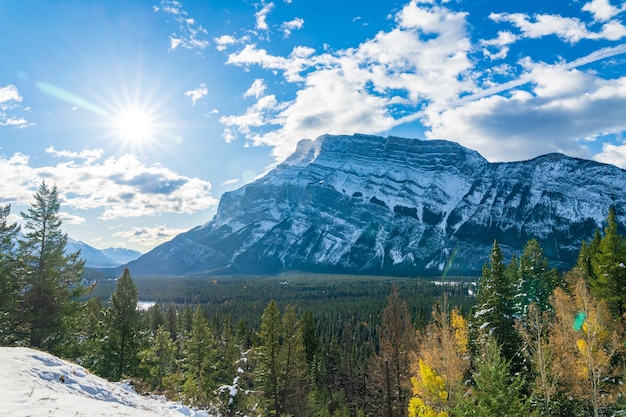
[2,0,626,252]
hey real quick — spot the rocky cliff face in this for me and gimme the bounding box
[126,134,626,276]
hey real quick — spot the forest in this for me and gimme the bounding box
[1,181,625,417]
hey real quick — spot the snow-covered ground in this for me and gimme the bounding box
[0,347,212,417]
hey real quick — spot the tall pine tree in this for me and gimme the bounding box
[103,267,140,381]
[513,238,560,320]
[19,181,86,352]
[0,204,22,345]
[590,208,626,318]
[469,240,520,370]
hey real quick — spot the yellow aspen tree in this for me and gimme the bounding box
[408,296,469,417]
[408,360,448,417]
[550,271,624,417]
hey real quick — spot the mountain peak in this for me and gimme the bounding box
[126,134,626,276]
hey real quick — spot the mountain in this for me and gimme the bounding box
[66,238,142,268]
[125,134,626,277]
[0,347,211,417]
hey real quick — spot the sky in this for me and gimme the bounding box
[2,0,626,252]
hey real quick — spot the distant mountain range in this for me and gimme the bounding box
[66,238,142,269]
[124,134,626,277]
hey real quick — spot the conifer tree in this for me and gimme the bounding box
[280,304,307,416]
[104,267,140,381]
[256,299,283,415]
[19,181,86,352]
[513,239,560,320]
[181,306,218,407]
[469,240,519,369]
[453,335,534,417]
[139,325,178,392]
[301,309,319,364]
[0,204,22,345]
[590,208,626,317]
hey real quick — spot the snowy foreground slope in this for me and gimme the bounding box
[0,347,211,417]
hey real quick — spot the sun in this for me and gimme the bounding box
[113,108,155,143]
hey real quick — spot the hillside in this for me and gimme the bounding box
[0,347,211,417]
[125,134,626,276]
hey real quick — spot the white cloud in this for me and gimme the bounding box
[215,0,626,166]
[582,0,622,22]
[490,12,592,43]
[157,0,209,51]
[0,85,21,104]
[594,139,626,168]
[255,2,275,31]
[222,0,475,159]
[424,64,626,162]
[215,35,238,51]
[184,83,208,105]
[0,149,218,221]
[60,212,86,225]
[0,84,32,128]
[244,79,266,99]
[112,225,188,248]
[281,17,304,38]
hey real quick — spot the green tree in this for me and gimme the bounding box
[104,267,140,380]
[301,309,319,364]
[19,181,86,352]
[181,306,218,407]
[256,299,283,415]
[454,335,535,417]
[139,325,178,392]
[281,304,308,416]
[470,240,520,369]
[0,204,23,345]
[590,208,626,317]
[513,238,560,319]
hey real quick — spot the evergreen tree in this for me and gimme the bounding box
[280,304,308,416]
[139,325,178,392]
[256,299,283,415]
[513,239,560,320]
[104,267,140,380]
[453,335,535,417]
[165,303,178,341]
[469,240,520,369]
[181,306,218,407]
[301,309,319,364]
[0,204,23,345]
[590,208,626,317]
[19,181,86,352]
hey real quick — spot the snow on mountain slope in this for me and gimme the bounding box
[0,347,211,417]
[125,134,626,277]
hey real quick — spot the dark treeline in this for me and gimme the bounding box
[1,181,625,416]
[90,273,474,337]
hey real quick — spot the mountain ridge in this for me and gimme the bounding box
[124,134,626,276]
[66,238,142,269]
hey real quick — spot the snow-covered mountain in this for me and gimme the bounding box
[126,134,626,276]
[66,238,142,268]
[0,347,210,417]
